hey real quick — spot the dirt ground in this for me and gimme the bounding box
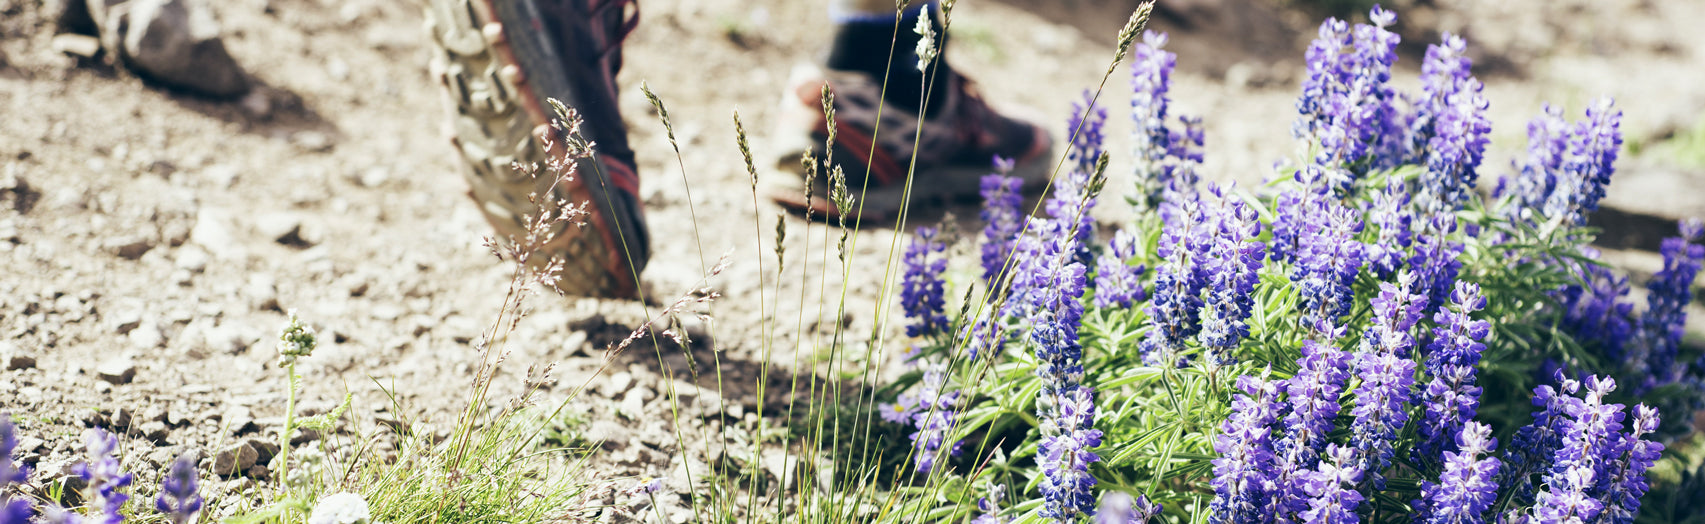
[2,0,1704,519]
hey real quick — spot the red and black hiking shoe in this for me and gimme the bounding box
[769,63,1053,222]
[424,0,649,298]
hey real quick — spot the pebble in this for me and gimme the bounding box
[356,167,388,188]
[3,342,33,370]
[129,321,164,348]
[96,358,137,385]
[174,246,209,272]
[600,371,634,398]
[104,234,155,260]
[244,274,279,311]
[139,421,171,443]
[292,131,332,153]
[617,391,646,420]
[584,420,631,451]
[254,212,302,244]
[213,441,259,476]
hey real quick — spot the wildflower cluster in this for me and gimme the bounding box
[0,418,209,524]
[869,5,1695,524]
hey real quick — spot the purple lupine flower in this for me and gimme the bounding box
[1027,242,1099,522]
[1038,386,1104,522]
[1632,219,1704,389]
[1130,30,1179,211]
[0,415,29,524]
[1049,92,1107,270]
[1500,372,1582,508]
[1167,115,1206,191]
[1410,214,1464,313]
[1300,444,1363,524]
[1412,33,1492,217]
[1270,338,1353,524]
[1365,178,1413,278]
[1293,7,1403,191]
[901,226,950,337]
[1559,249,1635,363]
[1,498,30,524]
[972,484,1009,524]
[1197,183,1266,366]
[1094,229,1146,309]
[909,362,963,473]
[1096,492,1162,524]
[1418,281,1492,463]
[1414,421,1501,524]
[980,160,1026,286]
[1209,373,1282,524]
[1598,404,1663,524]
[154,454,202,524]
[73,428,132,524]
[1142,189,1207,366]
[0,415,26,489]
[1294,199,1366,332]
[1544,98,1622,226]
[1498,104,1570,216]
[1532,376,1626,524]
[1277,338,1354,464]
[1349,272,1427,490]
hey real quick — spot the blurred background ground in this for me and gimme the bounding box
[1,0,1704,518]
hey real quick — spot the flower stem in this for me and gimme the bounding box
[279,362,297,496]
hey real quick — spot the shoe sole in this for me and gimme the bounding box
[424,0,642,298]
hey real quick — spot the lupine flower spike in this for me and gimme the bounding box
[155,453,203,524]
[74,428,132,524]
[2,415,32,524]
[1093,229,1146,309]
[1414,421,1500,524]
[1349,271,1427,490]
[1632,218,1705,390]
[979,157,1025,286]
[1418,281,1491,462]
[1209,372,1281,524]
[901,226,950,337]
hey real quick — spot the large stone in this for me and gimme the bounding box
[96,358,137,384]
[212,441,258,476]
[117,0,251,98]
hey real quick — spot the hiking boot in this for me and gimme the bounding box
[424,0,649,298]
[769,63,1053,222]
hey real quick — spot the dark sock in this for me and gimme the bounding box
[825,1,952,117]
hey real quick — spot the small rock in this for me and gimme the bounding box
[356,167,388,188]
[246,464,270,480]
[96,358,137,384]
[617,391,646,420]
[221,405,255,434]
[292,131,332,153]
[253,212,302,244]
[370,303,403,321]
[213,442,258,476]
[119,0,251,97]
[584,420,630,451]
[191,207,241,258]
[129,321,164,348]
[109,307,144,334]
[138,421,170,443]
[561,331,588,356]
[51,33,101,58]
[110,407,134,429]
[600,371,634,398]
[762,449,798,490]
[105,235,154,260]
[243,437,279,463]
[2,343,32,372]
[244,274,278,311]
[326,57,349,81]
[174,246,209,272]
[631,386,655,403]
[16,437,46,455]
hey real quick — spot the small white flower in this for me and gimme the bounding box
[277,310,318,366]
[308,492,371,524]
[912,5,937,72]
